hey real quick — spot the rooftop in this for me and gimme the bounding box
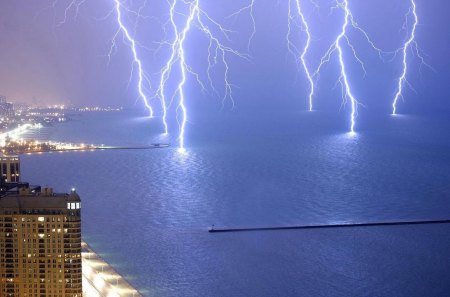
[0,187,80,213]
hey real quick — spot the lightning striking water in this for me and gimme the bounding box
[43,0,432,147]
[287,0,314,111]
[313,0,389,133]
[334,0,358,133]
[155,0,248,152]
[174,1,198,153]
[392,0,421,115]
[113,0,153,117]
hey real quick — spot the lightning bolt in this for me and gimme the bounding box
[155,0,249,152]
[113,0,153,117]
[334,0,358,133]
[313,0,388,133]
[227,0,256,52]
[174,0,198,153]
[287,0,314,111]
[391,0,431,115]
[48,0,155,118]
[45,0,420,142]
[56,0,87,26]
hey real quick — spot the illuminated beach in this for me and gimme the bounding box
[82,242,142,297]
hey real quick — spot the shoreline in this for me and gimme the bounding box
[12,144,170,155]
[82,241,143,297]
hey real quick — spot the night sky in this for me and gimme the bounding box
[0,0,448,115]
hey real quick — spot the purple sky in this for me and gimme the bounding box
[0,0,448,114]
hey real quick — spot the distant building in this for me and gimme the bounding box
[0,96,14,119]
[0,186,82,297]
[0,155,20,183]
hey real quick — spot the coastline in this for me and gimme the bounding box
[82,241,143,297]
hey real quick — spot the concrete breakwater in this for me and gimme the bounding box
[209,218,450,233]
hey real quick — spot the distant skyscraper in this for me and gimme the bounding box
[0,155,21,183]
[0,96,14,119]
[0,186,82,297]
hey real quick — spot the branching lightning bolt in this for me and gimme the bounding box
[391,0,431,115]
[313,0,388,133]
[227,0,256,52]
[287,0,314,111]
[113,0,153,117]
[313,0,359,133]
[57,0,87,26]
[49,0,155,118]
[335,0,358,133]
[43,0,429,145]
[174,0,198,153]
[155,0,249,152]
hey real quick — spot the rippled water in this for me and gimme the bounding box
[21,111,450,297]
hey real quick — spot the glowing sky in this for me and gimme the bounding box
[0,0,448,115]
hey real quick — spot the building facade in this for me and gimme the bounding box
[0,96,14,119]
[0,155,21,183]
[0,187,82,297]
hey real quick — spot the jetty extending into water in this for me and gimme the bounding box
[82,241,143,297]
[208,218,450,233]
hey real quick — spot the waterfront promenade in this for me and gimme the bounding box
[82,241,143,297]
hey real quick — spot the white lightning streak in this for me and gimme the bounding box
[57,0,87,26]
[114,0,153,117]
[175,1,198,153]
[157,0,248,152]
[313,0,388,133]
[335,0,358,133]
[227,0,256,52]
[155,0,179,135]
[392,0,418,115]
[287,0,314,111]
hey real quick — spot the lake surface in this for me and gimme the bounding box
[21,110,450,297]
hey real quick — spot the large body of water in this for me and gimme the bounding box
[21,110,450,297]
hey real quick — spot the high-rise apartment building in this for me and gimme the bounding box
[0,155,21,183]
[0,186,82,297]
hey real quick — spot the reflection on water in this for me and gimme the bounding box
[20,111,450,297]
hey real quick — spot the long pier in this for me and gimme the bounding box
[208,218,450,233]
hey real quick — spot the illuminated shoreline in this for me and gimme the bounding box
[82,241,143,297]
[0,123,43,146]
[19,144,169,155]
[1,136,169,155]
